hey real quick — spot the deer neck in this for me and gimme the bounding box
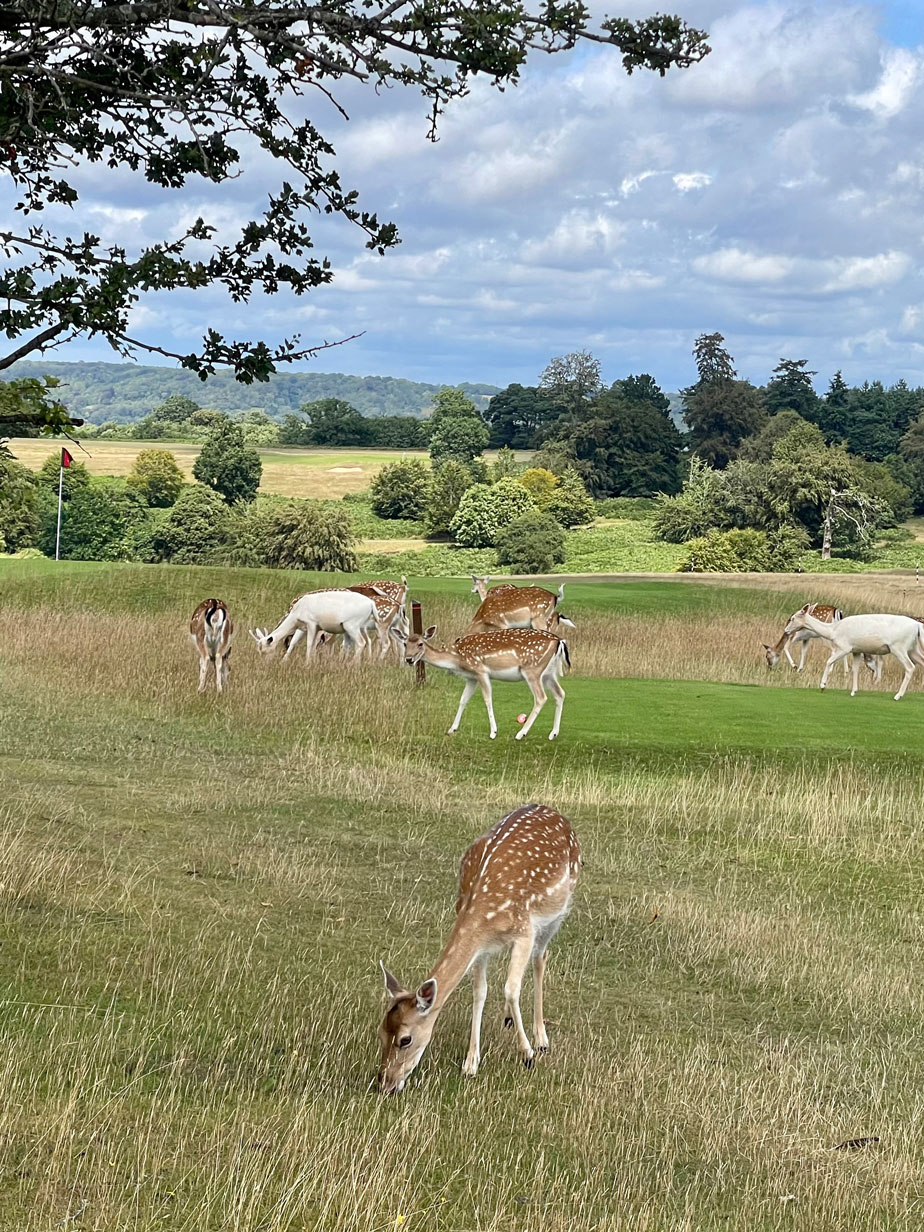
[423,642,472,674]
[426,908,488,1012]
[800,612,829,636]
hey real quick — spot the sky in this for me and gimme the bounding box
[28,0,924,394]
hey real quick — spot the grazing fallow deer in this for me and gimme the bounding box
[764,604,882,682]
[378,803,581,1093]
[250,589,380,662]
[784,605,924,699]
[350,578,409,657]
[763,604,844,671]
[471,575,517,601]
[189,598,233,693]
[467,581,566,634]
[405,626,570,740]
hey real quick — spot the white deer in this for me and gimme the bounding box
[250,590,381,662]
[404,626,571,740]
[378,803,581,1093]
[189,598,233,693]
[467,581,565,634]
[784,605,924,700]
[763,604,882,682]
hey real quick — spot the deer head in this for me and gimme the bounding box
[762,642,780,669]
[404,625,436,666]
[377,965,439,1094]
[249,627,277,655]
[783,604,817,637]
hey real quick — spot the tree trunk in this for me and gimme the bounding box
[822,495,834,560]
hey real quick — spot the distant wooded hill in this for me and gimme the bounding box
[3,360,500,423]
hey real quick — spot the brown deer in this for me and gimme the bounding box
[378,803,581,1093]
[763,604,843,670]
[467,580,566,634]
[471,575,517,601]
[404,626,570,740]
[189,598,233,693]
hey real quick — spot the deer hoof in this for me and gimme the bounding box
[522,1055,535,1070]
[515,730,526,741]
[504,1016,514,1029]
[538,1045,549,1054]
[548,732,557,741]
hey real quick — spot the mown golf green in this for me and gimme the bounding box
[2,558,924,1230]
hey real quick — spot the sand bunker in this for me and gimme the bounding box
[328,466,363,473]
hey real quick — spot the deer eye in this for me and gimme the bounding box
[398,1035,412,1049]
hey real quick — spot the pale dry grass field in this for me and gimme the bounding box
[2,567,924,1229]
[7,438,429,498]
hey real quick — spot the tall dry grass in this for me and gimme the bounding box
[2,578,924,1228]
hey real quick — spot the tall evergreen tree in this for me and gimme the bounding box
[682,334,765,469]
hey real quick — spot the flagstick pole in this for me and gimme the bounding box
[55,464,63,561]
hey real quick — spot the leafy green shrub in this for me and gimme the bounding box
[44,478,149,561]
[192,419,262,503]
[545,466,595,528]
[495,511,566,573]
[425,460,475,535]
[126,448,185,507]
[449,478,535,547]
[0,454,40,552]
[653,456,727,543]
[370,458,431,521]
[262,501,357,571]
[37,453,91,500]
[428,415,490,468]
[680,528,771,572]
[766,524,810,571]
[490,446,520,481]
[152,483,231,564]
[518,467,558,508]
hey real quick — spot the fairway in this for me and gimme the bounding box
[3,560,924,1230]
[7,438,433,498]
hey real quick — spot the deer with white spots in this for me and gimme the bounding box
[378,803,581,1093]
[404,626,570,740]
[784,605,924,699]
[468,576,565,633]
[189,598,233,693]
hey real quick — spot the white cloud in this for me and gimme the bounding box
[849,48,921,119]
[694,247,793,283]
[673,172,712,192]
[820,251,911,292]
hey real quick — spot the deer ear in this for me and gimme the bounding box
[416,978,438,1015]
[380,962,406,999]
[799,604,811,614]
[761,643,771,650]
[424,625,437,639]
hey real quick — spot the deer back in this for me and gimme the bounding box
[469,584,560,632]
[456,804,581,932]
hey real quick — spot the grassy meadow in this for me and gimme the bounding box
[4,558,924,1229]
[8,438,432,499]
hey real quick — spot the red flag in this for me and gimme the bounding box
[61,448,72,469]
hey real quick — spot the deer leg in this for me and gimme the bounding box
[462,957,489,1078]
[504,933,536,1066]
[197,654,209,693]
[532,951,549,1051]
[219,653,230,692]
[891,646,915,700]
[850,653,861,696]
[543,669,565,741]
[516,670,547,740]
[819,649,848,690]
[795,635,809,672]
[283,626,304,661]
[449,679,478,734]
[476,673,498,739]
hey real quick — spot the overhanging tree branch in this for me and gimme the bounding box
[0,1,710,428]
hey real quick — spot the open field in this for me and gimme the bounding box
[6,438,434,499]
[3,559,924,1229]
